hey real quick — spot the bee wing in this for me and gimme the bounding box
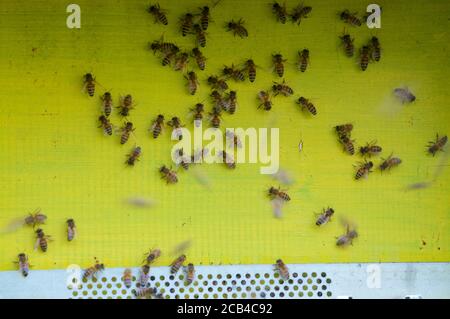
[0,217,25,234]
[271,198,284,219]
[34,238,40,251]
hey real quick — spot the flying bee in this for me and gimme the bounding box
[34,228,51,252]
[335,123,353,137]
[360,141,382,157]
[274,259,289,280]
[211,90,226,111]
[222,64,245,82]
[245,59,257,82]
[15,253,30,277]
[290,4,312,25]
[160,165,178,184]
[226,19,248,38]
[208,76,228,91]
[370,36,381,61]
[83,73,96,97]
[226,130,242,149]
[297,97,317,115]
[224,91,237,114]
[336,224,358,246]
[174,52,189,71]
[339,135,355,155]
[298,49,309,72]
[24,208,47,227]
[272,54,286,77]
[123,268,132,288]
[354,160,373,180]
[150,114,164,139]
[100,92,113,116]
[185,263,195,285]
[220,150,236,169]
[139,264,150,288]
[126,146,141,166]
[427,134,448,156]
[209,106,222,128]
[118,94,134,116]
[340,33,354,57]
[176,148,190,170]
[185,71,199,95]
[83,258,105,280]
[379,154,402,171]
[393,87,416,104]
[272,80,294,96]
[193,24,207,47]
[340,10,361,27]
[134,287,158,299]
[316,207,334,226]
[66,218,76,241]
[359,45,370,71]
[272,2,288,24]
[268,186,290,201]
[143,248,161,264]
[167,116,184,140]
[190,103,204,126]
[98,115,113,136]
[199,6,210,30]
[148,3,168,25]
[257,91,272,111]
[180,13,194,36]
[170,255,186,274]
[192,47,206,70]
[120,122,135,145]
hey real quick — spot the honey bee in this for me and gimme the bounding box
[120,122,135,145]
[134,287,158,299]
[257,91,272,111]
[272,80,294,96]
[272,2,288,24]
[191,103,204,127]
[192,48,206,70]
[185,263,195,285]
[360,45,370,71]
[335,123,353,137]
[220,150,236,169]
[160,165,178,184]
[222,64,245,82]
[339,135,355,155]
[176,148,190,170]
[118,94,134,116]
[370,36,381,61]
[224,91,237,114]
[83,73,96,97]
[209,106,222,128]
[170,255,186,274]
[34,228,51,252]
[98,115,113,136]
[226,130,242,149]
[193,24,207,47]
[354,160,374,180]
[83,257,105,280]
[126,146,141,166]
[15,253,30,277]
[211,90,226,111]
[340,32,354,57]
[139,264,150,288]
[298,49,309,72]
[379,154,402,171]
[161,51,177,66]
[297,97,317,116]
[150,37,179,55]
[272,54,286,77]
[100,92,113,116]
[268,186,290,201]
[167,116,184,140]
[290,4,312,25]
[393,87,416,104]
[148,3,168,25]
[123,268,132,288]
[316,207,334,226]
[274,259,289,280]
[180,13,194,36]
[185,71,199,95]
[226,19,248,38]
[150,114,164,139]
[427,134,448,156]
[336,225,358,246]
[360,141,382,157]
[66,218,76,241]
[143,248,161,264]
[340,10,361,27]
[245,59,257,82]
[199,6,210,30]
[207,76,228,91]
[174,52,189,71]
[24,208,47,227]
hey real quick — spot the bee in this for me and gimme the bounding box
[191,103,204,127]
[120,122,135,145]
[220,150,236,169]
[209,106,222,128]
[268,186,290,201]
[393,87,416,104]
[274,259,289,280]
[272,2,288,24]
[207,76,228,91]
[355,160,374,180]
[335,123,353,137]
[139,264,150,288]
[170,255,186,274]
[34,228,51,252]
[16,253,30,277]
[192,48,206,70]
[98,115,113,136]
[143,248,161,264]
[83,73,96,97]
[150,114,164,139]
[297,97,317,116]
[24,208,47,227]
[176,148,190,170]
[370,36,381,61]
[185,263,195,285]
[290,4,312,25]
[100,92,113,116]
[339,135,355,155]
[379,154,402,171]
[67,218,76,241]
[245,59,257,82]
[360,141,382,157]
[360,45,370,71]
[272,80,294,97]
[211,90,226,111]
[298,49,309,72]
[148,3,168,25]
[118,94,134,116]
[225,90,237,114]
[185,71,199,95]
[272,54,286,77]
[174,52,189,71]
[126,146,142,166]
[427,134,448,156]
[222,64,245,82]
[123,268,132,288]
[134,287,158,299]
[257,91,272,111]
[199,6,210,30]
[193,24,207,47]
[226,19,248,38]
[340,33,354,57]
[316,207,334,226]
[180,13,194,36]
[167,116,184,140]
[226,130,242,149]
[160,165,178,184]
[336,225,358,246]
[83,258,105,280]
[161,50,177,66]
[150,36,179,54]
[340,10,361,27]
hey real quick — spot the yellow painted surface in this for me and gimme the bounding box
[0,0,449,271]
